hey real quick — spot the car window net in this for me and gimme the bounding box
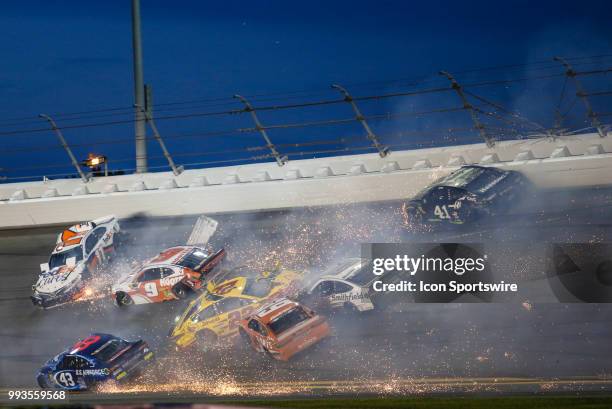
[268,306,310,335]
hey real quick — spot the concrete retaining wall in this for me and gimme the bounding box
[1,133,611,229]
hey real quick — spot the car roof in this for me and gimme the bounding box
[53,223,94,253]
[146,246,191,265]
[60,223,94,241]
[416,165,510,197]
[311,258,374,287]
[327,258,364,279]
[66,333,120,357]
[52,241,83,254]
[254,298,300,324]
[188,277,249,314]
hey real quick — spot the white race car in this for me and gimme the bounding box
[31,215,121,309]
[304,258,376,313]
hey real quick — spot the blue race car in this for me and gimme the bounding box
[401,165,530,227]
[36,333,153,391]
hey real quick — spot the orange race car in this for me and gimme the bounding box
[112,245,225,307]
[238,298,330,361]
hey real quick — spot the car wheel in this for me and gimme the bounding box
[36,374,49,389]
[343,302,360,314]
[91,379,112,393]
[115,291,133,307]
[263,347,275,359]
[238,328,251,345]
[81,266,92,281]
[196,329,218,351]
[401,203,423,230]
[172,283,190,299]
[237,328,254,354]
[114,230,128,244]
[453,203,474,224]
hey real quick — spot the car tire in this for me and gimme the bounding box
[196,329,218,351]
[410,210,424,228]
[452,202,473,225]
[238,328,252,346]
[263,347,275,359]
[36,374,49,389]
[81,266,92,281]
[114,230,128,243]
[115,291,133,307]
[236,328,255,355]
[172,283,190,299]
[343,302,360,314]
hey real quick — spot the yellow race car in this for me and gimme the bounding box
[169,265,302,350]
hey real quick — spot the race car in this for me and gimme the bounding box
[238,298,330,361]
[401,165,530,227]
[170,266,302,349]
[36,333,153,391]
[112,245,225,307]
[303,258,376,313]
[31,215,121,309]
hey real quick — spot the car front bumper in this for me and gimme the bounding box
[31,286,81,309]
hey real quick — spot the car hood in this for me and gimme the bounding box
[170,317,190,338]
[270,270,302,293]
[34,265,82,294]
[41,351,65,371]
[170,298,210,338]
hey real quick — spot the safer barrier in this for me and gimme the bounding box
[0,132,611,229]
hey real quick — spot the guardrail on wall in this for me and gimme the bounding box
[1,132,611,229]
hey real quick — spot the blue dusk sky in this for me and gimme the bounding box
[1,0,612,179]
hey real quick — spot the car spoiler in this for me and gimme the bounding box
[187,215,218,246]
[195,248,226,274]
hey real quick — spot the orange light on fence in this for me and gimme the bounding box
[82,153,107,168]
[81,153,108,176]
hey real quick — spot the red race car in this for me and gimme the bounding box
[238,298,330,361]
[112,245,225,307]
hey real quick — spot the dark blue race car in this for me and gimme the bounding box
[401,165,530,227]
[36,333,153,391]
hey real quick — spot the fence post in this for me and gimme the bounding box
[331,84,389,157]
[439,71,494,148]
[136,104,182,176]
[554,57,607,138]
[39,114,89,183]
[234,94,288,166]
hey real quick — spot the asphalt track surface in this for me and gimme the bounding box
[1,187,612,404]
